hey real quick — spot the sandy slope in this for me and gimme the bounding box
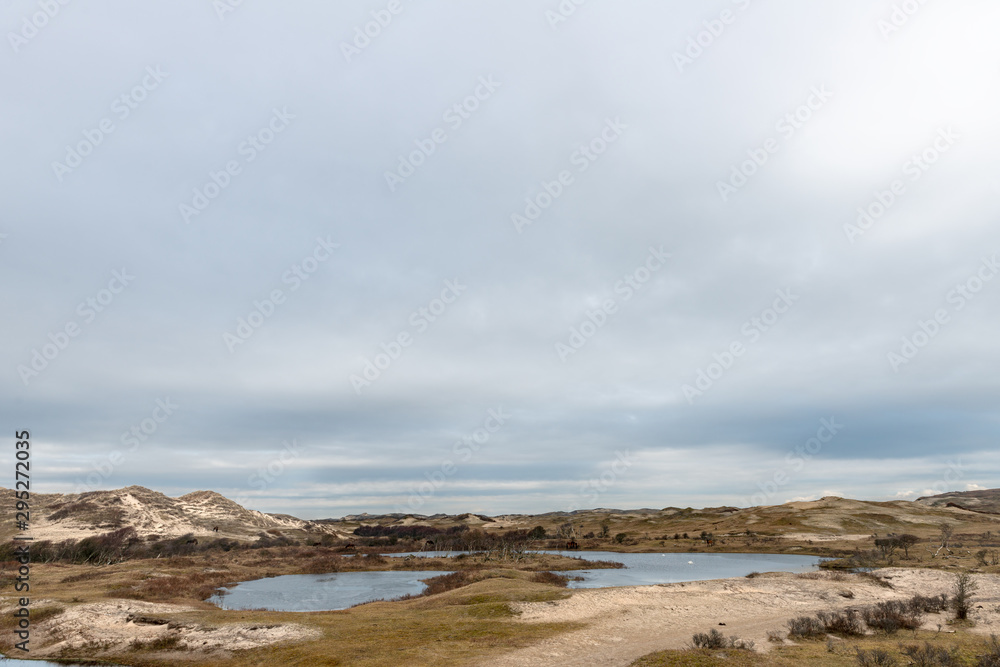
[484,569,1000,667]
[23,599,319,660]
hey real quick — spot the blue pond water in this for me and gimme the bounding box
[209,570,450,612]
[211,551,823,612]
[543,550,824,588]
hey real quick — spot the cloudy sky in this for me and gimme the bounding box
[3,0,999,518]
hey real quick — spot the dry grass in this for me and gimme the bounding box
[632,631,1000,666]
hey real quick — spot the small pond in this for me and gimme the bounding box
[209,570,450,612]
[211,551,823,612]
[543,551,824,588]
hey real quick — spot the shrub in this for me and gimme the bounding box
[855,647,897,666]
[527,526,546,540]
[614,533,627,544]
[419,571,482,596]
[787,615,826,638]
[862,600,922,634]
[129,635,182,651]
[690,628,753,650]
[530,571,569,587]
[817,609,864,636]
[953,573,978,621]
[691,628,729,649]
[899,642,961,667]
[909,594,949,614]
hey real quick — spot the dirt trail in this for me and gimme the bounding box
[484,569,1000,667]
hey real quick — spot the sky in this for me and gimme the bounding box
[2,0,999,519]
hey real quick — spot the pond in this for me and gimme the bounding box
[211,551,823,612]
[209,570,449,612]
[544,551,824,588]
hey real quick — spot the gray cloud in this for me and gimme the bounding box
[3,0,998,517]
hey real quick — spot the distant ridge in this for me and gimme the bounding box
[916,488,1000,515]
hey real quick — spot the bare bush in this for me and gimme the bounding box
[899,642,961,667]
[530,571,569,587]
[862,600,922,634]
[855,647,897,666]
[690,628,754,650]
[953,573,979,621]
[787,615,826,638]
[816,609,864,636]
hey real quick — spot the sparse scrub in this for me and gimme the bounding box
[855,647,897,666]
[899,641,961,666]
[690,628,753,650]
[420,570,481,596]
[787,615,826,638]
[816,609,865,636]
[128,635,182,651]
[909,593,950,614]
[530,571,569,587]
[976,635,1000,667]
[862,600,922,634]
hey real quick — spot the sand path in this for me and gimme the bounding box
[485,569,1000,667]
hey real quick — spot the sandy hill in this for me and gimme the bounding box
[318,495,1000,546]
[0,485,348,542]
[5,485,999,548]
[916,488,1000,515]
